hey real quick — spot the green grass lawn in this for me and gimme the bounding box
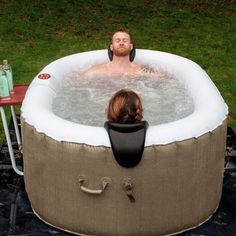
[0,0,235,145]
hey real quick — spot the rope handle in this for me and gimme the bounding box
[78,176,111,195]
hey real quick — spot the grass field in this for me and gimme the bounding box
[0,0,235,144]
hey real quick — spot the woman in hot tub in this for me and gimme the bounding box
[106,89,143,124]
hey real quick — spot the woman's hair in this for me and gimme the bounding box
[107,89,143,124]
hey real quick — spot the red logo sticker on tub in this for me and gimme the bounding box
[38,73,51,80]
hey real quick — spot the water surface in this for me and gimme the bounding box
[52,72,194,126]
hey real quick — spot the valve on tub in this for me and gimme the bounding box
[123,178,135,203]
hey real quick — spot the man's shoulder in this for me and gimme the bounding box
[83,63,109,76]
[129,63,143,74]
[131,63,141,69]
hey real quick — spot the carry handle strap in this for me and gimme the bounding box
[78,176,111,195]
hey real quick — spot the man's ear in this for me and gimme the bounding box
[110,44,113,51]
[131,44,133,50]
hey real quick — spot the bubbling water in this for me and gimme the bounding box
[52,72,194,126]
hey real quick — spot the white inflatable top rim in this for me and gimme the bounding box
[21,49,228,147]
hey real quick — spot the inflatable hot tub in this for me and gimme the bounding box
[21,49,228,235]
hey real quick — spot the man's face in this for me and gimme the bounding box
[110,32,133,57]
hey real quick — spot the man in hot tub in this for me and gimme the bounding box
[82,28,165,77]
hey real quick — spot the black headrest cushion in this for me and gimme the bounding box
[104,121,148,168]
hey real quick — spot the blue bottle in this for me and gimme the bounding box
[3,59,14,94]
[0,65,10,100]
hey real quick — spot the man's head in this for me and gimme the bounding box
[109,28,133,58]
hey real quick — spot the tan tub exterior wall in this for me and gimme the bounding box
[21,119,227,236]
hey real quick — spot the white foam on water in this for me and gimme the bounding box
[52,71,194,126]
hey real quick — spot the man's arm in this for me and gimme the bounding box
[140,65,168,77]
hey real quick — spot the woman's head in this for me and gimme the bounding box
[107,89,143,124]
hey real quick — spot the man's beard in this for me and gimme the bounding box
[113,46,131,57]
